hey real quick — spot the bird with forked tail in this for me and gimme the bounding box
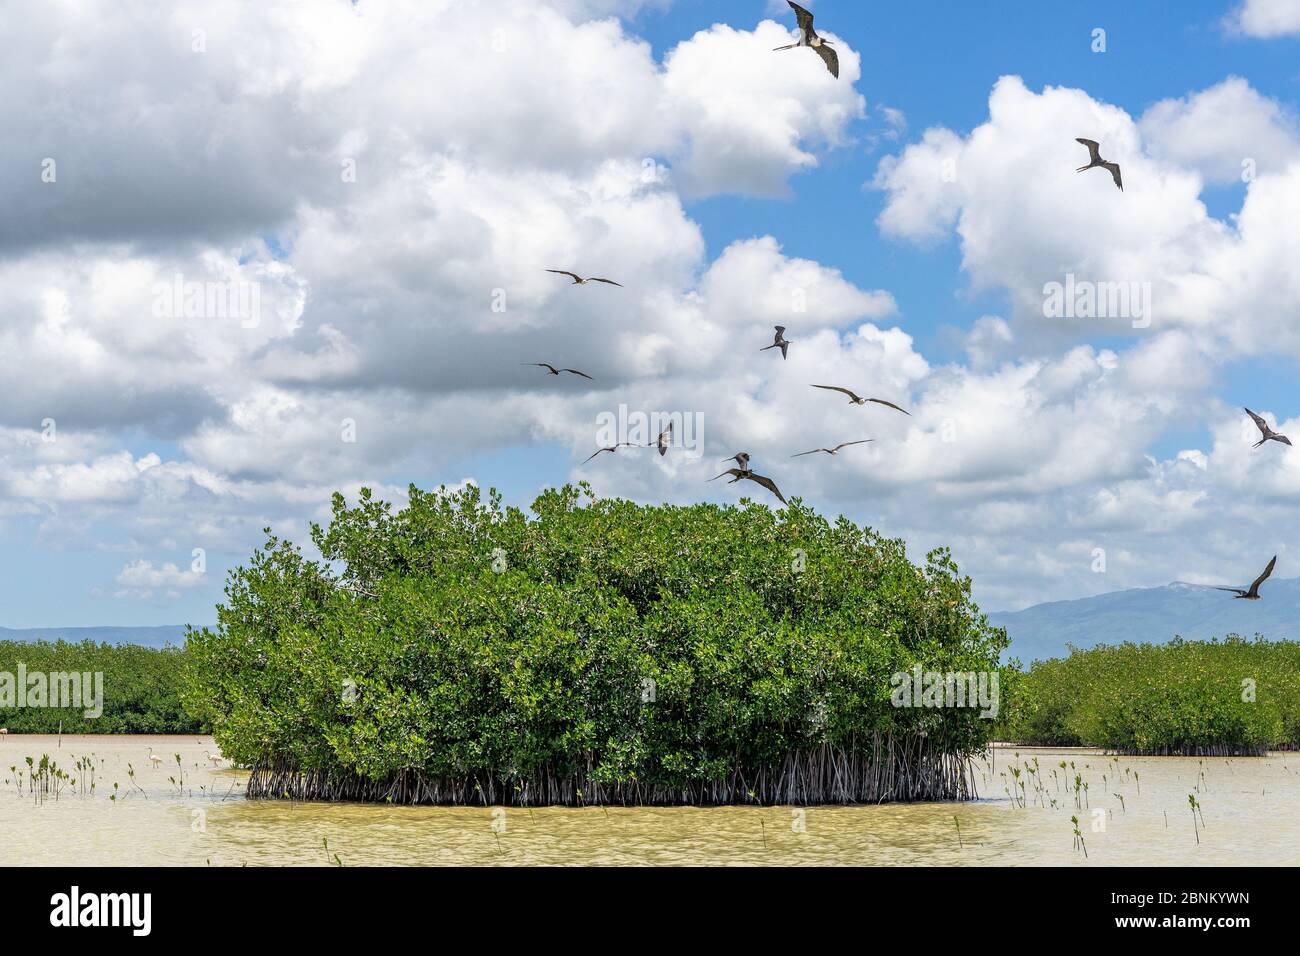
[760,326,791,360]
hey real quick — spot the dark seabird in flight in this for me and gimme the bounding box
[774,2,839,78]
[581,442,641,464]
[810,384,910,415]
[1214,555,1276,600]
[709,467,788,504]
[656,422,673,456]
[546,269,623,287]
[1245,407,1291,448]
[760,326,791,360]
[523,363,593,379]
[791,439,874,457]
[1075,138,1123,191]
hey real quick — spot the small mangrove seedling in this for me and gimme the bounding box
[1188,794,1202,844]
[322,837,343,867]
[953,815,963,850]
[1115,793,1125,814]
[1070,815,1087,858]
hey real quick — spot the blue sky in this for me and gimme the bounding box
[628,0,1300,440]
[7,0,1300,629]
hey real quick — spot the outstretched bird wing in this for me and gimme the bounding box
[587,277,623,286]
[788,1,816,34]
[524,362,559,373]
[1245,407,1270,436]
[831,439,874,452]
[814,42,839,78]
[1075,138,1102,164]
[582,442,637,463]
[1276,435,1294,446]
[790,448,827,458]
[778,341,789,359]
[561,368,593,379]
[745,472,787,504]
[657,423,672,456]
[1248,555,1278,596]
[546,269,583,283]
[868,398,911,416]
[1102,161,1123,191]
[811,384,863,403]
[1212,587,1247,596]
[709,468,744,481]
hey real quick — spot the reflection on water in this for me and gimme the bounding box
[2,736,1296,865]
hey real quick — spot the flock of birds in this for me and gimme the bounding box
[532,1,1277,598]
[541,281,911,502]
[529,7,919,506]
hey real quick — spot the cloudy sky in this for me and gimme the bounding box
[6,0,1300,628]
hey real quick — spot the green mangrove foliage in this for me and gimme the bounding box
[184,483,1008,805]
[998,637,1300,755]
[0,640,201,734]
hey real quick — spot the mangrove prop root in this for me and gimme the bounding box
[245,737,979,806]
[1105,745,1268,757]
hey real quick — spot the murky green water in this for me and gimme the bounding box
[1,736,1295,865]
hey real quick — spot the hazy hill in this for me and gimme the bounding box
[989,579,1300,662]
[0,624,190,648]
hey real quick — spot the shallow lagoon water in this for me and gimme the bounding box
[1,736,1296,865]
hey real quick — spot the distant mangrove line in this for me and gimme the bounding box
[0,640,202,734]
[998,638,1300,755]
[184,483,1008,805]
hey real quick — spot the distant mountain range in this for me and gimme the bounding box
[0,625,191,648]
[8,578,1300,663]
[989,578,1300,663]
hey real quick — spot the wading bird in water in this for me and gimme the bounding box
[774,1,839,78]
[582,442,641,464]
[1075,138,1123,191]
[1245,408,1291,448]
[791,439,874,458]
[760,326,791,360]
[546,269,622,287]
[1214,555,1277,600]
[710,467,788,504]
[522,362,593,379]
[810,384,910,415]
